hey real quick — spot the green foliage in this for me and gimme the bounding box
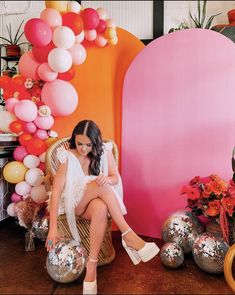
[0,20,27,45]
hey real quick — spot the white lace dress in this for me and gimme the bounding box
[56,142,127,242]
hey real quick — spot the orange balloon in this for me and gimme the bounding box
[62,12,84,35]
[9,120,23,134]
[19,133,33,146]
[0,76,11,90]
[26,138,47,155]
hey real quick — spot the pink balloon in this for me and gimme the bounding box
[7,203,16,217]
[5,98,19,113]
[40,8,62,29]
[18,52,40,80]
[14,100,38,122]
[82,8,99,30]
[37,63,58,82]
[85,29,97,41]
[11,193,23,203]
[13,146,28,162]
[38,162,46,173]
[41,79,78,117]
[24,18,52,47]
[33,115,54,130]
[23,122,37,134]
[68,44,86,65]
[34,129,49,140]
[96,19,107,33]
[32,42,55,63]
[95,34,107,47]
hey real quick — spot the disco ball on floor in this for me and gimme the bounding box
[160,242,184,269]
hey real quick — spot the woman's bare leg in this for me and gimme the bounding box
[76,182,145,250]
[81,198,108,282]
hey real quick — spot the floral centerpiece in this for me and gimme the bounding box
[181,173,235,244]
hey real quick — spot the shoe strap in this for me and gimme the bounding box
[121,228,132,237]
[89,257,98,263]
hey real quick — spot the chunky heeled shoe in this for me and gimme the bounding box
[121,228,160,265]
[83,258,98,295]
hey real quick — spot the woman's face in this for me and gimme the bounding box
[75,134,92,156]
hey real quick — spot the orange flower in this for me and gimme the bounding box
[181,185,200,200]
[210,181,223,195]
[204,183,212,195]
[205,200,221,217]
[221,197,235,217]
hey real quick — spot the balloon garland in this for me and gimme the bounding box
[0,1,118,224]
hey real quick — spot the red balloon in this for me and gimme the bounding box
[11,76,26,89]
[0,76,12,90]
[9,120,23,134]
[62,12,84,35]
[81,8,99,30]
[3,90,14,100]
[57,65,76,81]
[96,19,107,33]
[32,42,55,63]
[26,138,47,156]
[38,162,46,173]
[19,133,33,146]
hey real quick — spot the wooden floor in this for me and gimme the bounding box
[0,218,233,295]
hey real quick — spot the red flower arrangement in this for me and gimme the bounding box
[181,174,235,243]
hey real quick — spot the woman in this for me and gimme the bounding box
[46,120,159,294]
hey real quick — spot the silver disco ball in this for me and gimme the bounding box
[160,242,184,269]
[161,210,204,254]
[46,239,87,283]
[192,232,229,274]
[32,217,49,242]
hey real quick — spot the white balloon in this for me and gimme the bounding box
[7,203,16,217]
[25,168,44,186]
[0,111,16,132]
[52,26,75,49]
[67,1,81,13]
[75,30,85,44]
[48,48,72,73]
[39,152,46,163]
[15,181,32,196]
[30,185,48,204]
[23,155,40,169]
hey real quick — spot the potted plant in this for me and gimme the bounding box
[0,20,28,57]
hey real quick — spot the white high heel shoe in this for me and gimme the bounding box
[121,228,160,265]
[83,258,98,295]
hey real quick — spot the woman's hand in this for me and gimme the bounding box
[96,174,109,186]
[45,228,61,252]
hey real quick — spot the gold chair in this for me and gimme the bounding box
[45,137,117,266]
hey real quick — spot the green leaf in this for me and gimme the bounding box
[14,20,24,44]
[205,13,222,29]
[197,0,201,25]
[9,23,13,43]
[201,1,207,28]
[190,12,201,28]
[0,36,11,44]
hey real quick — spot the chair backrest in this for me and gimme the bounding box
[45,137,119,177]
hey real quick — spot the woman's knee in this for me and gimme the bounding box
[90,199,108,221]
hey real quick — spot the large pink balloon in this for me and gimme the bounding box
[41,79,78,117]
[14,100,38,122]
[5,98,19,113]
[33,115,54,130]
[24,18,52,47]
[18,52,40,80]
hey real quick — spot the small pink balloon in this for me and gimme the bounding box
[15,181,31,196]
[38,162,46,173]
[68,44,86,65]
[40,8,62,30]
[41,79,78,117]
[30,184,48,203]
[96,8,107,20]
[34,115,54,130]
[7,203,16,217]
[34,129,49,140]
[95,34,108,47]
[5,98,19,113]
[85,29,97,41]
[18,52,40,80]
[14,100,38,122]
[23,122,37,134]
[11,193,23,203]
[13,146,28,162]
[24,18,52,47]
[37,63,58,82]
[96,19,107,33]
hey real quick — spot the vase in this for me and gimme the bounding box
[205,221,222,238]
[25,230,35,251]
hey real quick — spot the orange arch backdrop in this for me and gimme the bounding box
[53,28,144,153]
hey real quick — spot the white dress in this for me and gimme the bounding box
[56,142,127,242]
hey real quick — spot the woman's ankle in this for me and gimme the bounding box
[122,230,145,251]
[84,258,98,282]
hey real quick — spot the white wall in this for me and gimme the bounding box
[0,0,235,47]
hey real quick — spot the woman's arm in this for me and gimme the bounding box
[46,161,67,250]
[96,150,119,186]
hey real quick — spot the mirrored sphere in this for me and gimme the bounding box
[160,242,184,269]
[46,239,87,283]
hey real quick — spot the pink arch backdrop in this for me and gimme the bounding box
[121,29,235,238]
